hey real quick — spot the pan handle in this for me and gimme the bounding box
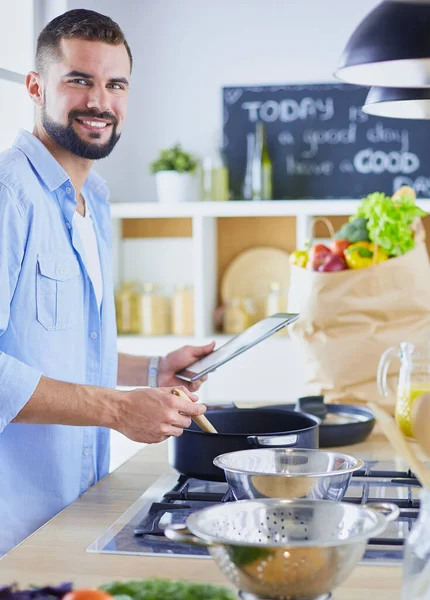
[247,434,298,448]
[164,524,214,547]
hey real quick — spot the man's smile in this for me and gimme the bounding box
[74,117,114,133]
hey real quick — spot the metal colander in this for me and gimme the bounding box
[165,498,399,600]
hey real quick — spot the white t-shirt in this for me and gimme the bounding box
[73,204,103,311]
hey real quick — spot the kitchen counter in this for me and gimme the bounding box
[0,429,403,599]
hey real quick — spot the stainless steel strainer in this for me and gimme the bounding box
[165,498,399,600]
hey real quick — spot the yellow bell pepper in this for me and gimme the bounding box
[289,250,309,268]
[344,241,389,269]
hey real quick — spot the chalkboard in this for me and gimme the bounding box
[223,83,430,199]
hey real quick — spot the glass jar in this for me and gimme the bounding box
[171,284,194,335]
[223,298,250,334]
[402,488,430,599]
[264,282,288,336]
[115,281,141,334]
[378,341,430,439]
[265,281,281,316]
[242,297,257,326]
[139,283,170,336]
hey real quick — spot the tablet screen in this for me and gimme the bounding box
[176,313,299,382]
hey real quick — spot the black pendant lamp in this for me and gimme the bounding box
[336,0,430,87]
[362,86,430,117]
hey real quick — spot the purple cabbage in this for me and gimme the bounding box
[0,583,73,600]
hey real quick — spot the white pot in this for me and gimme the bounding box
[155,171,197,203]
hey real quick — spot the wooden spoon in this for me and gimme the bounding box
[368,402,430,490]
[171,388,218,434]
[411,393,430,458]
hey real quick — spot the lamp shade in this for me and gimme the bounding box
[363,86,430,118]
[335,0,430,87]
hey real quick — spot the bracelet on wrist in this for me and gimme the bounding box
[148,356,161,387]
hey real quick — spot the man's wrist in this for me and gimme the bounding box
[148,356,161,387]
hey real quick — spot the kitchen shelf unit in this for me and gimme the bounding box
[112,198,430,358]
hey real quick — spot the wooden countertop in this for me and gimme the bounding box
[0,429,403,599]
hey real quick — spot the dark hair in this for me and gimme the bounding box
[36,8,133,73]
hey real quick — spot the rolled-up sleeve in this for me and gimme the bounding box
[0,183,41,432]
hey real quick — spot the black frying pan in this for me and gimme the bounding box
[266,396,375,447]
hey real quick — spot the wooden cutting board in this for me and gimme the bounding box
[221,247,290,307]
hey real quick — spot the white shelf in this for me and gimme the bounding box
[110,199,430,219]
[112,196,429,402]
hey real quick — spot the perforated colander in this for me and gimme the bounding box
[165,498,399,600]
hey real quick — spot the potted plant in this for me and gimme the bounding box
[150,144,199,203]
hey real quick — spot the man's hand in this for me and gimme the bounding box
[159,341,216,391]
[113,386,206,443]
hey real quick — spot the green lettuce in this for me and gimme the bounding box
[352,191,427,256]
[100,579,236,600]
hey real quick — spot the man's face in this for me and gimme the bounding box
[40,37,130,160]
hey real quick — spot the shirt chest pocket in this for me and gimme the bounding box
[36,254,82,331]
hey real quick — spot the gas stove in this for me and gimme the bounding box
[87,459,421,565]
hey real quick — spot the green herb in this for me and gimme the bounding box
[352,192,427,256]
[150,144,198,174]
[227,545,272,566]
[100,578,236,600]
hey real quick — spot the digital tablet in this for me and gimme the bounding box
[175,312,299,382]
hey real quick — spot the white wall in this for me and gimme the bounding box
[67,0,381,203]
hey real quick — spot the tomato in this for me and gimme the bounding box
[63,590,113,600]
[309,243,331,259]
[308,244,331,271]
[330,239,351,258]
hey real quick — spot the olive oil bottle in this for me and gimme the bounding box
[251,121,273,201]
[242,132,255,200]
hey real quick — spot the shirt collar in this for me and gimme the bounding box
[13,129,110,203]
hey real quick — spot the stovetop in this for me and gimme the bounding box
[87,459,421,565]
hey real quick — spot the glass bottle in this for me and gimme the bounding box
[251,121,273,201]
[201,143,229,201]
[212,146,229,201]
[115,281,141,334]
[139,283,170,336]
[402,488,430,599]
[242,132,255,200]
[201,156,213,202]
[171,284,194,335]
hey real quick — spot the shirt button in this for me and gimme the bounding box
[90,332,98,339]
[66,186,72,194]
[58,266,65,275]
[65,221,71,229]
[83,448,89,457]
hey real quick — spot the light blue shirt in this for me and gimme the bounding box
[0,130,118,555]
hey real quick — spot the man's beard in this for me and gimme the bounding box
[41,105,121,160]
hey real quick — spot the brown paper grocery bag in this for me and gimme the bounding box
[288,243,430,407]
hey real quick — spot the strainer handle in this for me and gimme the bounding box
[364,502,400,523]
[164,524,213,547]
